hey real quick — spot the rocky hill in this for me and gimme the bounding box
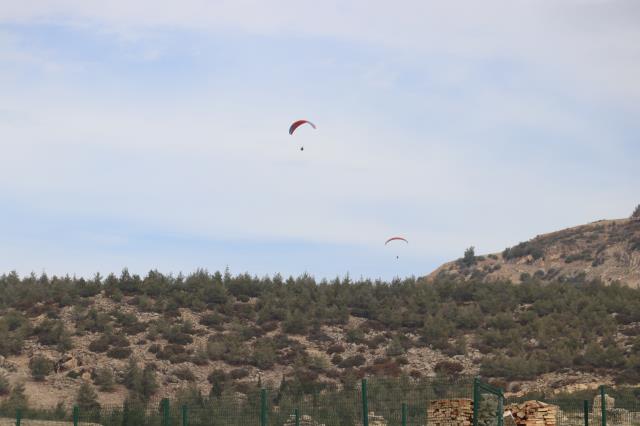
[428,218,640,287]
[2,213,640,410]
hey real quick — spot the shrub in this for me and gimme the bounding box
[395,356,409,365]
[331,354,343,365]
[222,341,251,365]
[327,343,346,354]
[170,353,191,364]
[33,320,72,350]
[107,347,132,359]
[632,204,640,219]
[252,339,277,369]
[200,313,223,327]
[1,381,27,412]
[565,250,592,264]
[207,369,228,384]
[260,321,279,333]
[366,335,387,350]
[230,368,250,380]
[123,320,147,335]
[502,241,544,261]
[89,335,111,353]
[434,360,464,376]
[338,355,366,369]
[174,367,196,382]
[192,346,209,366]
[364,359,401,377]
[307,354,330,372]
[421,317,452,350]
[109,334,130,347]
[0,374,10,396]
[29,355,54,381]
[164,326,193,345]
[385,337,405,357]
[346,328,365,344]
[94,368,115,392]
[206,340,225,361]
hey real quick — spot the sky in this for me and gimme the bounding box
[1,1,639,280]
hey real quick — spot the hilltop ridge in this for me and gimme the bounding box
[427,217,640,287]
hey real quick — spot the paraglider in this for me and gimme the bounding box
[289,119,316,135]
[385,237,408,259]
[289,119,316,151]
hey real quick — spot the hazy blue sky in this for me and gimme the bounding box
[1,1,638,280]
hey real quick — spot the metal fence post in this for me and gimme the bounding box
[473,378,479,426]
[123,401,129,426]
[294,408,300,426]
[498,391,504,426]
[182,405,188,426]
[15,409,21,426]
[261,388,268,426]
[162,398,170,426]
[584,400,589,426]
[600,386,606,426]
[402,402,407,426]
[361,379,369,426]
[73,405,79,426]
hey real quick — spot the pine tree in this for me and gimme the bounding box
[141,365,158,399]
[633,204,640,219]
[462,246,476,266]
[385,336,405,357]
[76,382,101,413]
[123,358,142,392]
[275,374,287,404]
[209,381,223,398]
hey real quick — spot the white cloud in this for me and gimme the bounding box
[3,1,640,105]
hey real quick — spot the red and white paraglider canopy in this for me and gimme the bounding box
[385,236,408,245]
[289,119,316,135]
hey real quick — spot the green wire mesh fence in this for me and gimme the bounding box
[5,382,640,426]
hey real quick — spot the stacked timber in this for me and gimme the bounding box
[283,413,325,426]
[355,412,387,426]
[506,401,557,426]
[427,399,474,426]
[367,412,388,426]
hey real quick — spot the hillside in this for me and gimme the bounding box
[1,268,640,410]
[428,218,640,287]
